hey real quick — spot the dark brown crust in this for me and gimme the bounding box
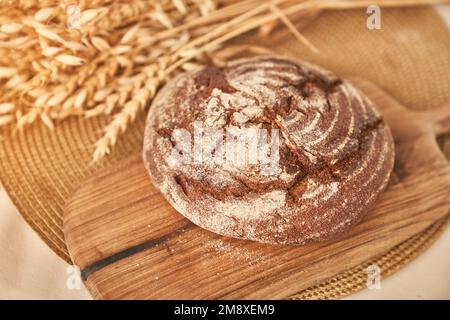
[143,56,395,245]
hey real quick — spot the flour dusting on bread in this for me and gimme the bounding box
[143,56,395,245]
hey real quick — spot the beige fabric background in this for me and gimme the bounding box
[0,190,91,299]
[0,6,449,299]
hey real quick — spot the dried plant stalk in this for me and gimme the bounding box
[0,0,447,162]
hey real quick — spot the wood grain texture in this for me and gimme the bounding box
[63,78,450,299]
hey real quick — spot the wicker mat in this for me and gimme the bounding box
[0,7,449,299]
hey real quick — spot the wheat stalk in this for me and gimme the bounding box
[0,0,447,162]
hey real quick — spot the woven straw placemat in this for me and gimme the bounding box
[0,7,449,299]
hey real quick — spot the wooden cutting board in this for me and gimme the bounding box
[63,78,450,299]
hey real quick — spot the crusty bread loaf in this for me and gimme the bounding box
[143,56,395,245]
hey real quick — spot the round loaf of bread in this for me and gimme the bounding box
[143,56,394,245]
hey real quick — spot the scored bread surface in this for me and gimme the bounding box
[143,56,395,245]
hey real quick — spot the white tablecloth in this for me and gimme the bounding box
[1,5,449,300]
